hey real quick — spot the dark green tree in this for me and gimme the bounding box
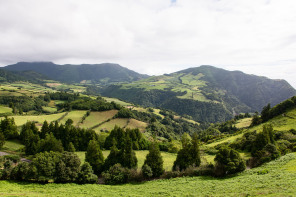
[68,142,76,152]
[54,152,81,183]
[173,133,201,171]
[76,162,98,184]
[143,142,164,177]
[120,135,137,169]
[40,121,50,139]
[214,146,246,177]
[37,133,64,153]
[85,140,104,175]
[104,138,120,170]
[0,132,5,149]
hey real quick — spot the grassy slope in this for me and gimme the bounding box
[3,113,67,127]
[59,111,87,126]
[0,106,12,113]
[206,107,296,148]
[80,110,118,129]
[0,153,295,196]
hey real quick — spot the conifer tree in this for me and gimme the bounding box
[104,138,120,170]
[120,135,137,169]
[85,140,104,175]
[143,142,164,177]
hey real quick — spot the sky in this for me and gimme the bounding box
[0,0,296,87]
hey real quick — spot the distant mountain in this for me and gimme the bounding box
[3,62,148,84]
[102,65,296,123]
[0,68,47,84]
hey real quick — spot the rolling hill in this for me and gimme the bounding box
[3,62,148,84]
[102,65,296,122]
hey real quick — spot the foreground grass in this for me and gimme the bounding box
[0,153,295,196]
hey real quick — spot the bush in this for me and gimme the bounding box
[3,155,21,163]
[141,164,153,178]
[76,162,98,184]
[102,164,129,185]
[214,146,246,177]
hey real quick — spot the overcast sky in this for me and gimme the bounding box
[0,0,296,87]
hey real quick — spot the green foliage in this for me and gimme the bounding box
[76,162,98,184]
[173,134,201,171]
[120,135,138,169]
[143,142,164,177]
[0,117,18,140]
[0,132,5,149]
[115,108,134,118]
[85,140,104,175]
[104,126,148,150]
[32,151,61,182]
[141,164,153,178]
[54,152,81,183]
[214,146,246,177]
[37,133,64,153]
[102,163,129,185]
[104,140,121,171]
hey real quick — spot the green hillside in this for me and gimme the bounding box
[4,62,148,84]
[102,66,296,122]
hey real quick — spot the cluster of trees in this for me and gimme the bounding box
[0,96,47,114]
[252,96,296,126]
[0,151,98,184]
[57,97,121,112]
[19,120,99,155]
[227,124,296,167]
[104,126,149,150]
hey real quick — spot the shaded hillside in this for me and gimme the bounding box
[102,66,296,123]
[4,62,148,84]
[0,69,47,84]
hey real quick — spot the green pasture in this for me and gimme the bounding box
[80,110,118,129]
[0,106,12,114]
[59,111,87,126]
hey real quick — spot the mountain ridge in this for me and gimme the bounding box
[102,65,296,123]
[3,62,149,84]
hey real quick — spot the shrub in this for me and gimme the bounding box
[102,164,129,185]
[141,164,153,178]
[214,146,246,177]
[76,162,98,184]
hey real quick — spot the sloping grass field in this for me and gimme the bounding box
[80,110,118,129]
[2,113,67,126]
[0,153,295,196]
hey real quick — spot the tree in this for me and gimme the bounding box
[104,138,120,171]
[54,152,81,183]
[214,146,246,177]
[85,140,104,175]
[173,133,201,171]
[0,117,18,139]
[76,162,98,184]
[37,133,64,153]
[40,121,50,139]
[68,142,76,152]
[32,151,61,182]
[142,142,164,177]
[120,135,137,169]
[0,132,5,149]
[261,104,271,122]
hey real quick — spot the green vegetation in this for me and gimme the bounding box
[0,153,296,196]
[103,66,296,122]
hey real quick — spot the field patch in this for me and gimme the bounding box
[80,110,118,129]
[235,118,252,128]
[0,106,12,114]
[125,119,147,132]
[5,113,67,126]
[59,111,87,126]
[97,118,129,131]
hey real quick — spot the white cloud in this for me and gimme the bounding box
[0,0,295,87]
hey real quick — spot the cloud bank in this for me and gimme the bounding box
[0,0,296,87]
